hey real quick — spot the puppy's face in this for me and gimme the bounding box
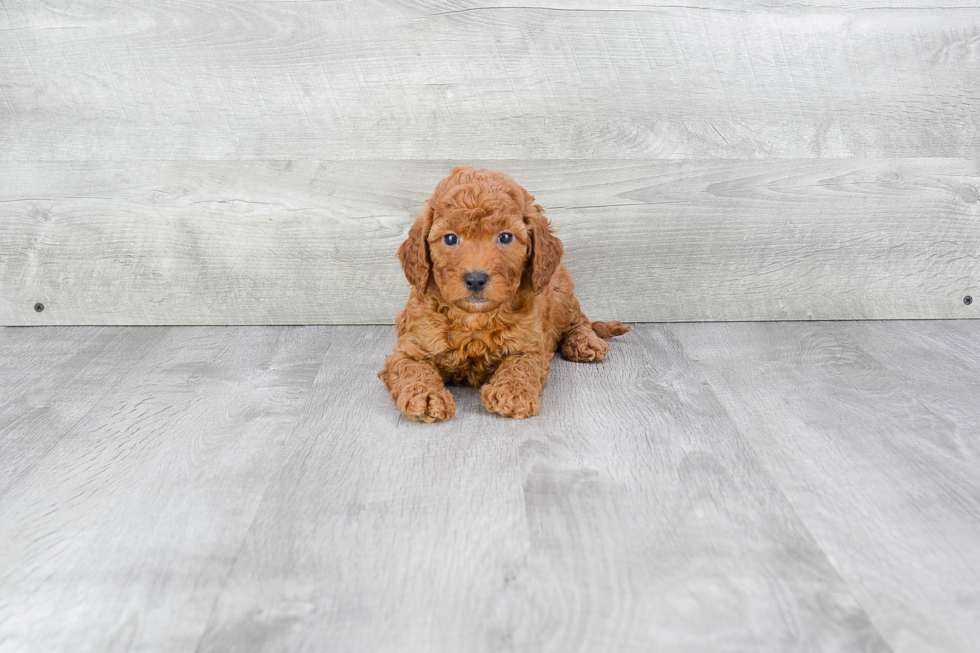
[398,167,563,313]
[427,186,529,313]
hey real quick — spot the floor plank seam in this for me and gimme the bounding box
[666,324,901,653]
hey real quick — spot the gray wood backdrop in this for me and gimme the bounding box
[1,0,978,325]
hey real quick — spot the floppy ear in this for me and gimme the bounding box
[522,195,563,294]
[398,200,434,290]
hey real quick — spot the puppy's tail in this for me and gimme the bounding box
[591,320,632,339]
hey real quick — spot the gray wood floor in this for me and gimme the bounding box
[1,322,978,652]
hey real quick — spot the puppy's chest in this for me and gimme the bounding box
[436,324,522,384]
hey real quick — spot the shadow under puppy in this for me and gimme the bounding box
[379,166,630,422]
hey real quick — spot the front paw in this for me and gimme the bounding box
[481,381,541,419]
[397,384,456,423]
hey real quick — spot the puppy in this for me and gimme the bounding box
[379,166,630,422]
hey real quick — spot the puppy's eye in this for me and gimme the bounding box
[443,233,459,246]
[497,232,514,245]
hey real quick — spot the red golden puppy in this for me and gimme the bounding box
[379,167,630,422]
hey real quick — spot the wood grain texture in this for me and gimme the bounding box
[108,324,885,653]
[830,321,980,461]
[3,0,978,325]
[4,322,978,651]
[1,1,978,160]
[2,159,978,325]
[0,326,332,652]
[0,326,166,496]
[671,320,980,653]
[509,324,889,652]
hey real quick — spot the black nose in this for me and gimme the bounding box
[463,272,489,292]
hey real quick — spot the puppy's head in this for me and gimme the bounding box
[398,167,563,313]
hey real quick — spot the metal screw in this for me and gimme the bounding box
[34,302,44,312]
[966,296,974,306]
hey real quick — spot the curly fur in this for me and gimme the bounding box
[379,166,630,421]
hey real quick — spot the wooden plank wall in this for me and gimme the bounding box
[1,0,977,324]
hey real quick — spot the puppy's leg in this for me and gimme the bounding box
[379,346,455,423]
[481,352,552,419]
[560,320,610,362]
